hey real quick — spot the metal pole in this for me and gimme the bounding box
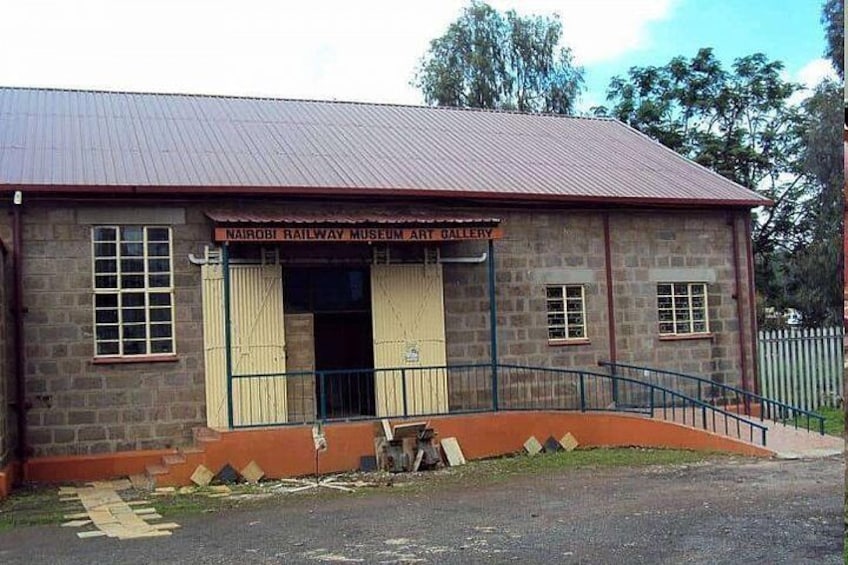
[222,242,234,429]
[487,239,498,411]
[401,368,408,417]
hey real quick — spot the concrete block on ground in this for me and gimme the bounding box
[190,465,214,487]
[441,437,467,466]
[240,460,265,484]
[560,432,579,452]
[523,436,543,456]
[543,436,562,453]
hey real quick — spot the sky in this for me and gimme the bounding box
[0,0,837,112]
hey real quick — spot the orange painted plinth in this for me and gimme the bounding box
[19,412,773,488]
[25,449,176,483]
[0,460,19,498]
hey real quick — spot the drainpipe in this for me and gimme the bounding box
[730,213,751,407]
[743,213,760,395]
[487,239,498,411]
[11,190,27,465]
[603,213,617,365]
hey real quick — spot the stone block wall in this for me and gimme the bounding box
[442,207,755,406]
[284,312,316,423]
[0,245,12,467]
[0,198,757,457]
[0,205,212,457]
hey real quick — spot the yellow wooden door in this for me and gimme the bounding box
[371,264,448,416]
[201,264,287,428]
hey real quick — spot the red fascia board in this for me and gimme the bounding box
[0,183,773,208]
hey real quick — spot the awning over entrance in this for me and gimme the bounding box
[206,211,503,243]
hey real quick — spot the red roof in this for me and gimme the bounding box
[0,87,769,207]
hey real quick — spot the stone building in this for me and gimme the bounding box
[0,87,767,481]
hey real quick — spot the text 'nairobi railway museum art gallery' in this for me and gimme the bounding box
[0,87,769,488]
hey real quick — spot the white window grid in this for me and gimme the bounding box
[92,226,176,357]
[657,282,709,335]
[546,285,587,341]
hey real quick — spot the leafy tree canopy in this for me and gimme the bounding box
[822,0,844,78]
[594,48,806,255]
[413,1,584,114]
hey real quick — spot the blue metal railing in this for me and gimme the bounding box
[598,361,826,435]
[226,363,769,446]
[497,365,767,446]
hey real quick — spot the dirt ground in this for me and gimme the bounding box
[0,454,843,564]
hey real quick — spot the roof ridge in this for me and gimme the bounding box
[0,85,614,122]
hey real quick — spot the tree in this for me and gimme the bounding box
[413,1,584,114]
[595,49,808,256]
[784,80,844,326]
[822,0,844,78]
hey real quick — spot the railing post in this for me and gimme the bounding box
[222,242,234,429]
[401,368,408,417]
[702,405,707,430]
[319,371,327,422]
[487,238,499,411]
[649,385,654,415]
[611,372,618,406]
[579,372,586,412]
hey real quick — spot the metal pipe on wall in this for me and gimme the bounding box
[487,239,498,411]
[11,191,27,464]
[603,213,617,365]
[743,214,760,395]
[730,213,751,399]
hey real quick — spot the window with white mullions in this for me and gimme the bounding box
[546,285,587,341]
[92,226,175,357]
[657,282,709,336]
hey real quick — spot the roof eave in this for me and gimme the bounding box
[0,183,773,208]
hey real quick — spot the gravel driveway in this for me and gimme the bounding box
[0,455,843,564]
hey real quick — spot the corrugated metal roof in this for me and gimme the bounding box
[205,210,500,225]
[0,87,769,206]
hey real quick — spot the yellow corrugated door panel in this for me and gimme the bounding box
[371,263,448,417]
[201,264,227,430]
[230,265,287,426]
[201,264,287,429]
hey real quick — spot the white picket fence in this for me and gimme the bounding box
[757,327,844,411]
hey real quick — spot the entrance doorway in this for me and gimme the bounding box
[314,311,375,418]
[284,267,375,419]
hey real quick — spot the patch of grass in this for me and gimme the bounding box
[459,447,720,477]
[793,407,845,436]
[0,485,66,531]
[816,407,845,437]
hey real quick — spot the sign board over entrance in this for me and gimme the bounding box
[214,225,503,243]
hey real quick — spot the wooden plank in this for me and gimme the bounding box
[392,421,428,439]
[411,449,424,472]
[380,419,394,441]
[440,437,466,466]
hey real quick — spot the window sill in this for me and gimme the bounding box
[548,338,591,347]
[658,333,714,342]
[92,355,179,365]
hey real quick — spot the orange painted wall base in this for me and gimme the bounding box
[16,412,773,490]
[25,449,176,484]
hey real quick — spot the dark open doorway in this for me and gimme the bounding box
[314,311,375,418]
[284,266,375,418]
